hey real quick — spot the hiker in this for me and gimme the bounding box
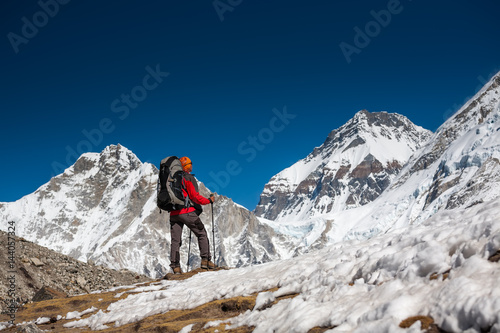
[169,156,216,274]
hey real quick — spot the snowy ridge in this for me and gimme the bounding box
[257,72,500,254]
[375,71,500,224]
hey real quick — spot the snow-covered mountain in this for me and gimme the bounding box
[254,110,432,221]
[1,71,499,284]
[257,72,500,253]
[0,145,289,278]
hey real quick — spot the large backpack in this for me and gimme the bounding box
[157,156,190,212]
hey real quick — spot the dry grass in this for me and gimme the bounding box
[0,269,299,332]
[399,315,446,333]
[0,284,134,332]
[400,315,434,329]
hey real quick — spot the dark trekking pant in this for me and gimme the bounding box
[169,211,211,269]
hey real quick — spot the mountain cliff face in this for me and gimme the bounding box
[254,110,432,222]
[387,72,500,221]
[0,145,285,278]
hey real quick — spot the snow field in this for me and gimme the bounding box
[63,197,500,332]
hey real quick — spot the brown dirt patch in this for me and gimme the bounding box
[161,266,229,281]
[488,250,500,262]
[429,269,450,281]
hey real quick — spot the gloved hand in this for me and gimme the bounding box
[209,194,215,203]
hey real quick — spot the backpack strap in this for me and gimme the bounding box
[181,173,191,208]
[165,156,178,166]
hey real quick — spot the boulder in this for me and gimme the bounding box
[32,286,67,302]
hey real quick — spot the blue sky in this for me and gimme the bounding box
[1,1,500,210]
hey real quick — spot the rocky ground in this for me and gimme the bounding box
[0,230,151,314]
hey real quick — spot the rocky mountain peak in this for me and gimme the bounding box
[354,109,406,126]
[254,110,432,221]
[70,144,142,177]
[100,144,141,167]
[320,110,429,157]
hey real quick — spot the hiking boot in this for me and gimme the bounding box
[173,266,182,275]
[201,259,216,270]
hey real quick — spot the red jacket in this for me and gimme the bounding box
[170,176,211,216]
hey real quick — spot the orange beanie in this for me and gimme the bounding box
[179,156,192,171]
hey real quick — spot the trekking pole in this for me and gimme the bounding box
[211,196,216,265]
[187,230,192,270]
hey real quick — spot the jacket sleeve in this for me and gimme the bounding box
[184,179,211,205]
